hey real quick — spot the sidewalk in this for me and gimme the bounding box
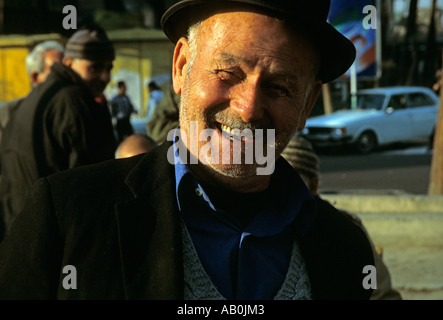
[321,191,443,300]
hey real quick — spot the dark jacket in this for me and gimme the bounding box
[0,63,116,237]
[0,141,374,299]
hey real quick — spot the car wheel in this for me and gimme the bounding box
[355,131,377,154]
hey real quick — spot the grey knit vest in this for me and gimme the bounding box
[181,222,312,300]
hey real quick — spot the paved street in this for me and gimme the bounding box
[317,143,433,195]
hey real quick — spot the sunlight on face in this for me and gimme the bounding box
[70,59,113,97]
[173,11,321,191]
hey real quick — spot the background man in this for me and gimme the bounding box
[0,24,116,240]
[0,1,374,300]
[0,40,64,240]
[145,81,164,124]
[111,80,137,142]
[0,40,64,145]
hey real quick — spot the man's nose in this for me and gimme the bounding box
[230,79,265,122]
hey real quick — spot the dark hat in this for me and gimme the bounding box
[65,25,115,61]
[161,0,355,83]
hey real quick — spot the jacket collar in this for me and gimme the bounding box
[115,140,184,299]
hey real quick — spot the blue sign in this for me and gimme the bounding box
[328,0,380,79]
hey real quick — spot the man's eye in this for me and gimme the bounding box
[265,84,291,97]
[215,69,244,84]
[216,70,236,81]
[89,66,99,73]
[89,64,105,73]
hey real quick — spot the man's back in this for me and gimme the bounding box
[0,63,116,236]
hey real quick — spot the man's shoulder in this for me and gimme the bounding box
[46,141,173,200]
[19,72,89,110]
[313,197,366,238]
[300,196,375,299]
[110,94,120,101]
[40,65,93,103]
[46,154,144,196]
[303,196,374,264]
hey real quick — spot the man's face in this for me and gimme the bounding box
[68,59,113,98]
[118,83,126,95]
[33,49,64,86]
[173,11,322,192]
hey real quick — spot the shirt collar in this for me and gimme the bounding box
[173,128,217,212]
[173,128,316,237]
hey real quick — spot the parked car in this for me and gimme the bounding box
[301,86,439,153]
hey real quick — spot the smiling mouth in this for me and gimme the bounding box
[218,123,255,142]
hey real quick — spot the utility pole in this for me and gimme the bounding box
[428,50,443,195]
[424,0,438,87]
[322,84,333,115]
[404,0,418,86]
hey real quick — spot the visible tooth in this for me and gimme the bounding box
[221,124,232,135]
[221,124,244,137]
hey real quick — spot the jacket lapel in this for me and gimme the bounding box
[115,141,184,299]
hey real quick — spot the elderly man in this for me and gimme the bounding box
[0,1,374,300]
[0,24,116,240]
[0,40,64,241]
[0,40,64,145]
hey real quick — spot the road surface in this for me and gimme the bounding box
[317,143,433,195]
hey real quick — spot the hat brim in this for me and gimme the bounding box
[161,0,355,83]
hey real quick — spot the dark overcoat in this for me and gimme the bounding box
[0,63,116,236]
[0,141,374,299]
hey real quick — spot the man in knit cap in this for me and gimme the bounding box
[0,24,117,239]
[281,136,321,196]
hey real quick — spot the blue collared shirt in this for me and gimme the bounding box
[173,134,317,300]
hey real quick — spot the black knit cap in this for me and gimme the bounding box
[65,24,115,61]
[161,0,355,83]
[281,136,319,179]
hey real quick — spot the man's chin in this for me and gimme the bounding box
[198,161,271,192]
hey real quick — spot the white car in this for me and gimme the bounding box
[301,86,439,153]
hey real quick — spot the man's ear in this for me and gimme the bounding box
[30,72,39,86]
[298,80,323,131]
[172,37,190,95]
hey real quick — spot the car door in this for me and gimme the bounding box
[380,93,414,143]
[406,92,438,139]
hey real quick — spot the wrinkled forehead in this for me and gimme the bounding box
[196,12,319,75]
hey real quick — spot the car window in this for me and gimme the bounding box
[356,94,385,110]
[407,93,435,108]
[387,94,407,110]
